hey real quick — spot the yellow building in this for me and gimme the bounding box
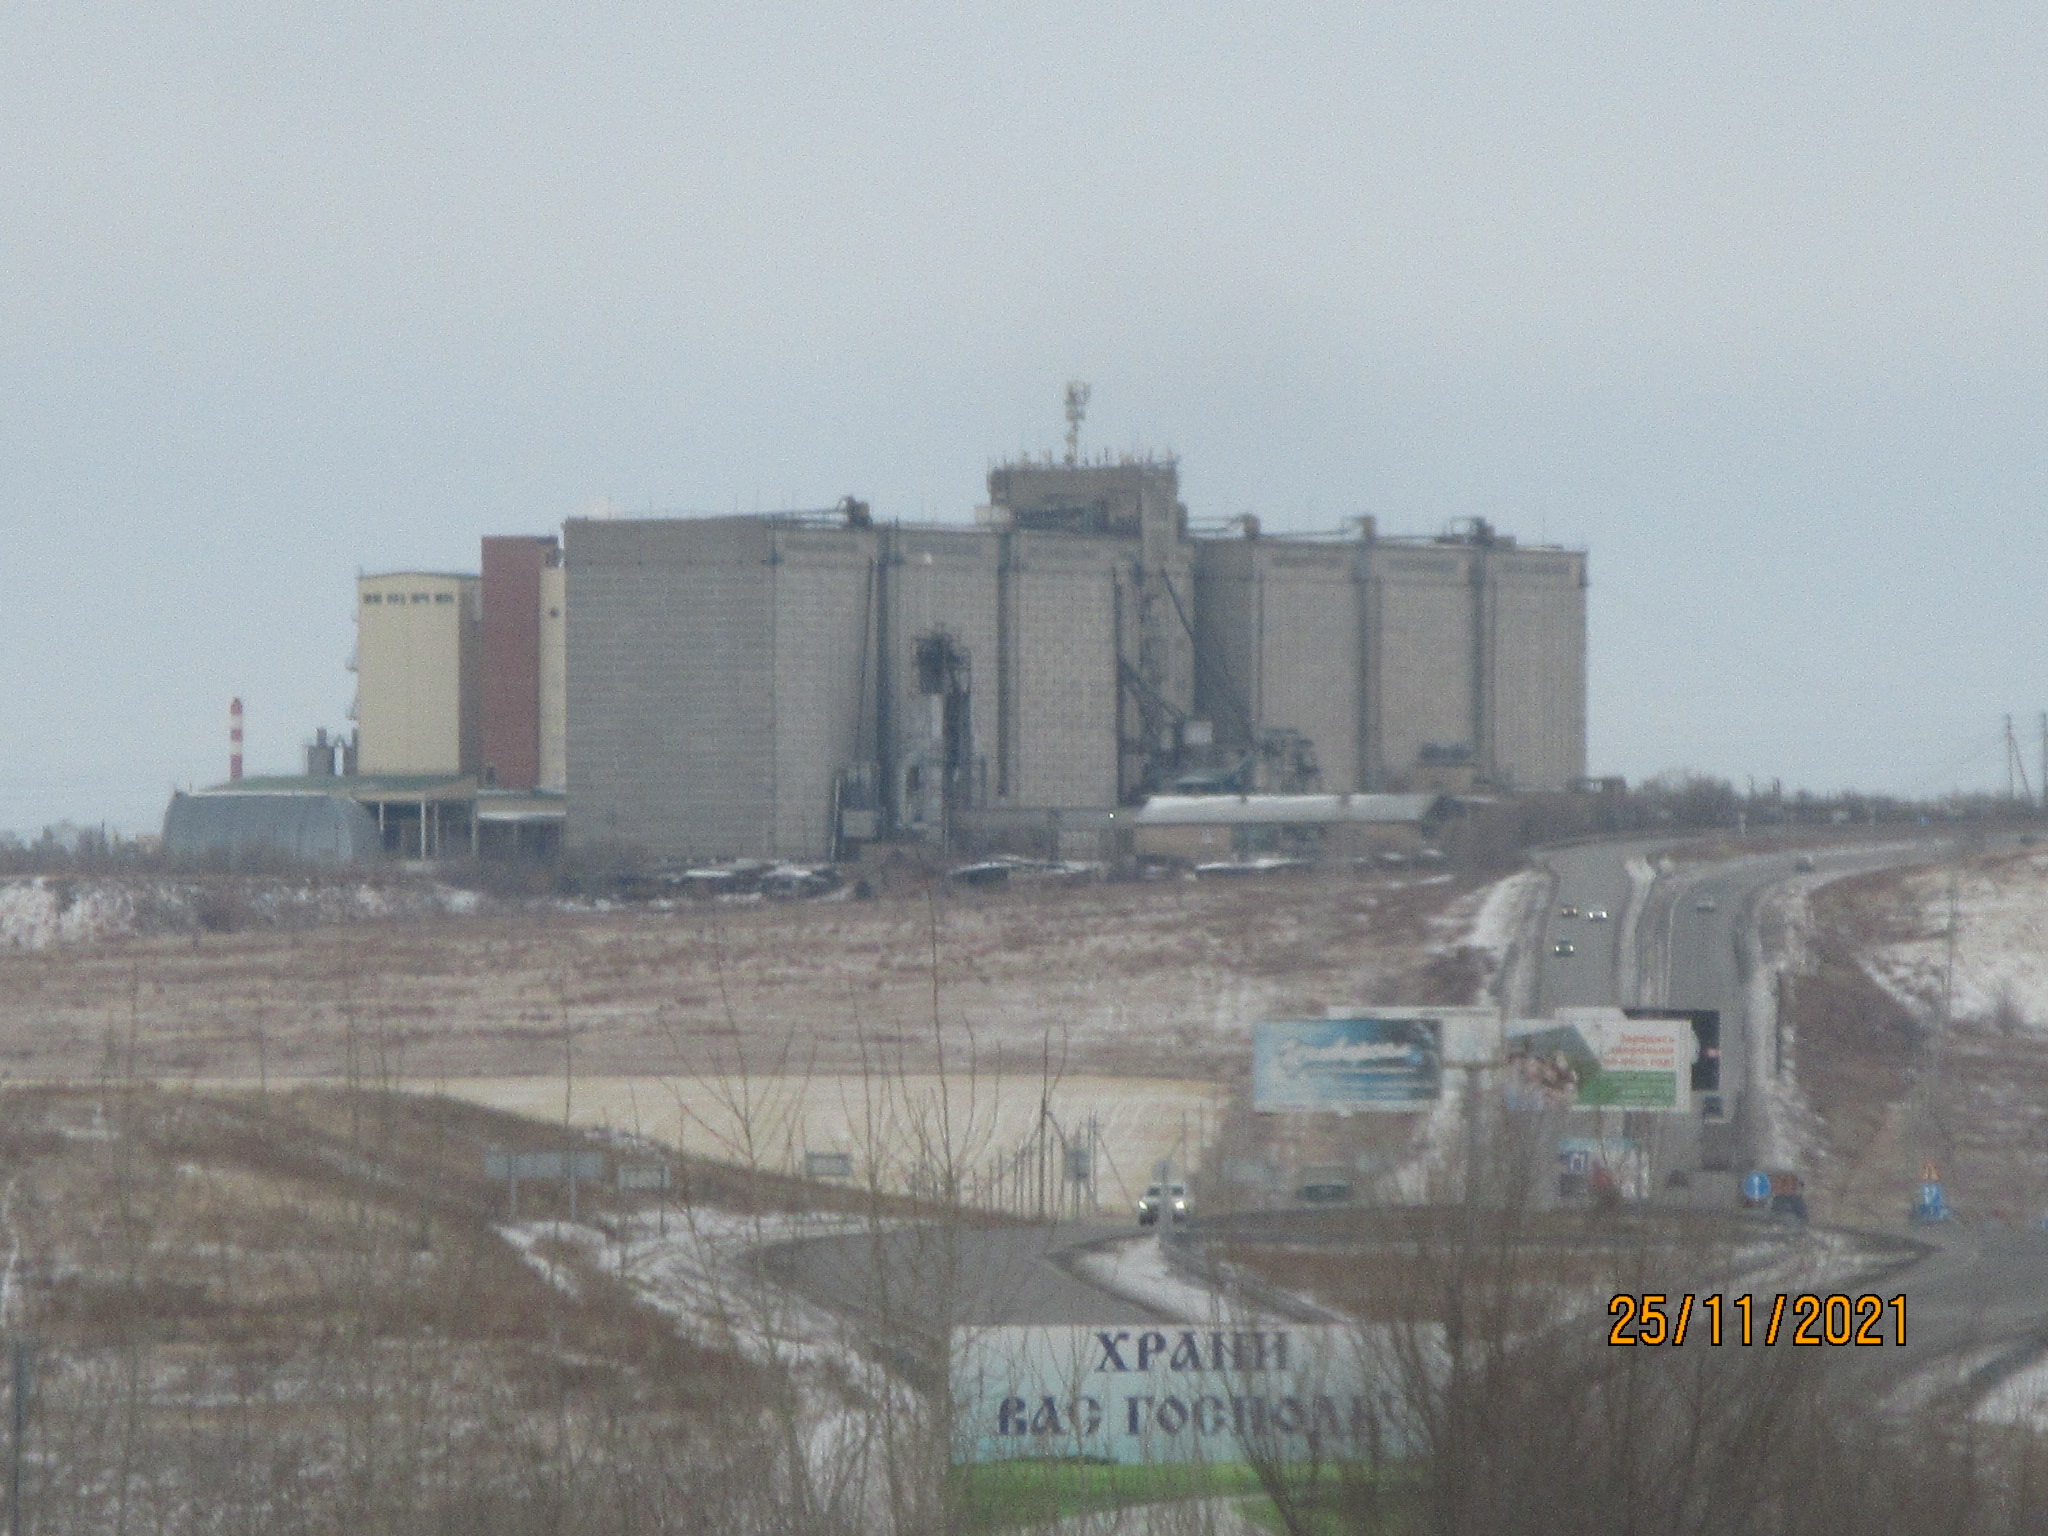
[354,572,481,775]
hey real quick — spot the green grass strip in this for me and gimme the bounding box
[952,1458,1402,1533]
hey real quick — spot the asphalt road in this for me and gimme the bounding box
[768,832,2048,1407]
[1533,836,1958,1184]
[759,1218,1172,1344]
[1544,832,2048,1399]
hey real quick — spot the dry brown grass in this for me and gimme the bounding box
[1795,860,2048,1225]
[0,1084,845,1533]
[0,869,1485,1087]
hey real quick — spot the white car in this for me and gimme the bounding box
[1137,1182,1190,1227]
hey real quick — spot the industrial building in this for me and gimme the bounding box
[479,535,568,793]
[563,458,1587,863]
[171,435,1587,868]
[162,790,383,866]
[353,572,481,776]
[170,550,568,864]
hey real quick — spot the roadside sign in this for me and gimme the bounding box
[1914,1181,1949,1222]
[485,1150,605,1182]
[1557,1138,1645,1200]
[953,1325,1381,1466]
[1742,1171,1770,1202]
[804,1151,854,1180]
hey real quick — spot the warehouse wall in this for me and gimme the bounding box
[1370,545,1478,787]
[1004,532,1122,809]
[769,530,878,858]
[480,535,554,789]
[1193,540,1363,790]
[565,518,779,859]
[1486,549,1588,791]
[1257,544,1361,792]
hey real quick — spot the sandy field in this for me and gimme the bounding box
[411,1071,1222,1212]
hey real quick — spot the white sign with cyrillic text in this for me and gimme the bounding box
[951,1325,1378,1465]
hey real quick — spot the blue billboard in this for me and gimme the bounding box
[1251,1017,1443,1111]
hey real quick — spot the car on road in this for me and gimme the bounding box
[1137,1183,1190,1227]
[1793,854,1817,872]
[1558,905,1580,918]
[1553,939,1576,957]
[1585,906,1609,921]
[1694,896,1719,913]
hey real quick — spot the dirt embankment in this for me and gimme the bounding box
[1790,852,2048,1226]
[0,869,1496,1085]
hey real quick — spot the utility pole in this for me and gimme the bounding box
[2006,715,2034,806]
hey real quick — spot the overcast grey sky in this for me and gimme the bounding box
[6,2,2047,833]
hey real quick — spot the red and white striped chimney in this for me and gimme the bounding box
[229,697,244,782]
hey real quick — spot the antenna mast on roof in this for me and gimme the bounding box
[1063,381,1091,466]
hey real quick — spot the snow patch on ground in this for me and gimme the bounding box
[1070,1234,1271,1324]
[499,1208,912,1526]
[0,875,487,949]
[1746,876,1833,1174]
[1440,869,1545,960]
[1616,854,1658,1004]
[1859,852,2048,1034]
[1975,1354,2048,1429]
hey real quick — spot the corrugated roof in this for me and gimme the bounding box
[1133,793,1441,826]
[163,792,383,865]
[204,774,474,799]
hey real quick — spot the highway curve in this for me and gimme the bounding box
[766,833,2048,1411]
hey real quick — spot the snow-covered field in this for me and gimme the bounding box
[1788,848,2048,1227]
[1858,851,2048,1032]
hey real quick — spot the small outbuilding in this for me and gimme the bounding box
[1129,793,1449,864]
[163,791,385,867]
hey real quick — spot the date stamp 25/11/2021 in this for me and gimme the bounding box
[1608,1293,1906,1347]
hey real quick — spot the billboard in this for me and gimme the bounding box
[1504,1010,1692,1112]
[1624,1007,1721,1091]
[952,1325,1380,1465]
[1252,1017,1443,1112]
